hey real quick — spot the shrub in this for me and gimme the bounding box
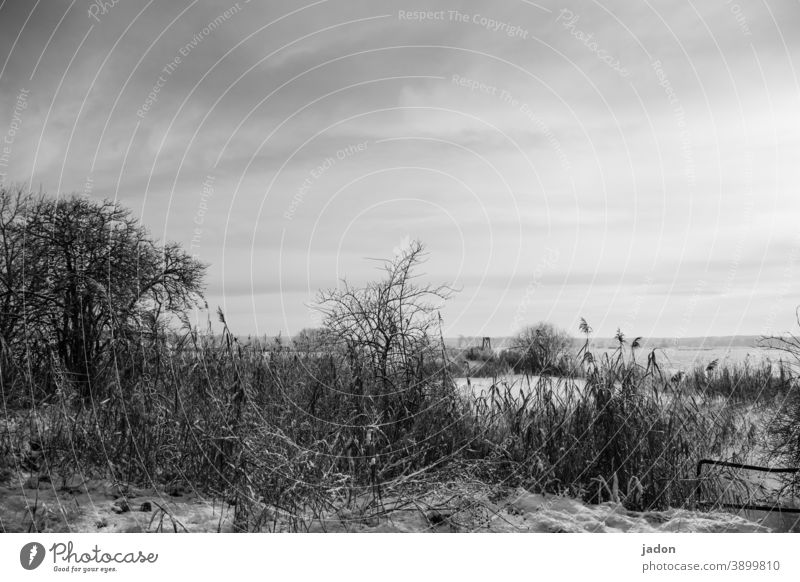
[512,322,574,375]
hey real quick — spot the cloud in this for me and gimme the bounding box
[1,0,798,336]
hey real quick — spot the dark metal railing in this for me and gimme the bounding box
[696,459,800,514]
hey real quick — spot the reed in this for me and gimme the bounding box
[2,315,790,531]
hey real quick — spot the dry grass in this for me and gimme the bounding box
[2,319,792,532]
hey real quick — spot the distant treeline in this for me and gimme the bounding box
[444,335,768,350]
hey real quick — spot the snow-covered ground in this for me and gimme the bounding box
[2,473,792,533]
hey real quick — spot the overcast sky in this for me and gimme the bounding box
[1,0,799,338]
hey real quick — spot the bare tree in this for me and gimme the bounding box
[0,186,34,348]
[0,187,206,400]
[315,240,455,403]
